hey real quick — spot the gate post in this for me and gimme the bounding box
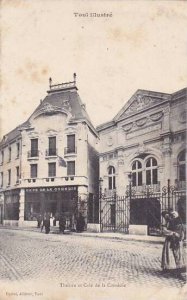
[99,177,104,232]
[162,179,176,211]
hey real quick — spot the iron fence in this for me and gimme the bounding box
[99,182,186,236]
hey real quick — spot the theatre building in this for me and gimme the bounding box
[97,88,186,235]
[0,75,99,228]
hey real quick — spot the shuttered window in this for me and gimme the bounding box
[67,161,75,176]
[48,162,56,177]
[30,164,38,178]
[48,137,56,155]
[67,135,75,153]
[31,139,38,157]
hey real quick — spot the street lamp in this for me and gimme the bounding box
[99,177,103,232]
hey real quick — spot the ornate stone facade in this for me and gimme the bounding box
[0,78,99,227]
[97,88,186,231]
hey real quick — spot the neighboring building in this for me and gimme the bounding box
[97,88,186,234]
[0,75,99,228]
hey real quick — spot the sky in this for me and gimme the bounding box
[1,0,187,138]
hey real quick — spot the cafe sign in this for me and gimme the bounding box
[25,186,78,193]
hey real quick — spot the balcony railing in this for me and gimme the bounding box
[64,147,77,155]
[45,149,57,156]
[127,183,161,195]
[20,176,88,187]
[28,150,39,158]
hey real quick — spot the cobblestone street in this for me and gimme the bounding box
[0,229,186,300]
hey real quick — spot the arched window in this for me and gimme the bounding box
[108,166,116,190]
[132,160,142,187]
[145,157,158,185]
[178,150,186,182]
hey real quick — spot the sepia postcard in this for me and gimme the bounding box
[0,1,187,300]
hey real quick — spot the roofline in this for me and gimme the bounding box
[96,87,187,132]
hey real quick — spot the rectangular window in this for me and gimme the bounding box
[31,139,38,157]
[16,166,20,182]
[0,172,3,187]
[16,143,20,158]
[8,147,11,161]
[48,137,56,156]
[67,161,75,176]
[48,162,56,177]
[8,169,11,186]
[67,134,75,153]
[30,164,38,178]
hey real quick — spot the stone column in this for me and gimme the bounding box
[19,189,25,226]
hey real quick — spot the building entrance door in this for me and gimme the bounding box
[130,197,161,234]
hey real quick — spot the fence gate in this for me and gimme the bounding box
[100,188,186,235]
[100,195,130,233]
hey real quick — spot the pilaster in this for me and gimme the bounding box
[19,188,25,226]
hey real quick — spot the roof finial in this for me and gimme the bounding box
[49,77,52,89]
[73,73,76,83]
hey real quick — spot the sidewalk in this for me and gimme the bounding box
[0,225,165,244]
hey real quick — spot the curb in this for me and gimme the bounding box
[0,226,165,244]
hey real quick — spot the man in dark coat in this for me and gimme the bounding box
[76,214,85,233]
[59,214,66,234]
[44,212,50,234]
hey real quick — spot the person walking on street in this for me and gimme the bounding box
[37,214,42,228]
[59,214,66,234]
[161,210,186,275]
[43,212,50,234]
[76,213,85,233]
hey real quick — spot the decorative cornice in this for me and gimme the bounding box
[32,103,71,120]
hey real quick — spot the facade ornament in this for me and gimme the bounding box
[163,106,170,115]
[49,77,52,89]
[118,159,124,166]
[33,103,71,119]
[161,144,172,156]
[122,94,159,117]
[122,122,133,132]
[135,144,147,155]
[150,111,163,121]
[107,136,113,146]
[136,117,147,127]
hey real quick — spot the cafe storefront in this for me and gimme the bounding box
[24,186,78,229]
[4,189,20,221]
